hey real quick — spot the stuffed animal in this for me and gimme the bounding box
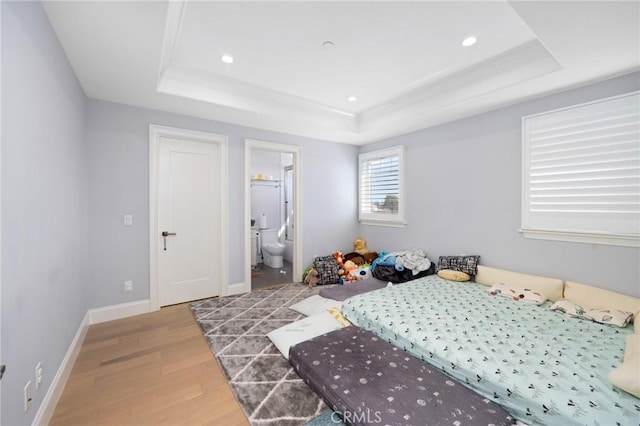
[353,237,369,255]
[363,252,378,264]
[304,268,319,287]
[343,260,357,274]
[342,260,359,283]
[354,266,372,281]
[333,251,345,276]
[343,252,365,265]
[301,265,312,282]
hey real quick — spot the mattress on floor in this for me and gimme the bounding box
[341,275,638,426]
[290,326,515,426]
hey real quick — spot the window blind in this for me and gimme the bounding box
[359,146,404,224]
[522,91,640,243]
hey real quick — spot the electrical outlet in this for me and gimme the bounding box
[24,381,32,412]
[124,280,133,292]
[35,362,42,390]
[123,214,133,226]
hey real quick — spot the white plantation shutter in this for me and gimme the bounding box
[522,91,640,247]
[359,146,405,225]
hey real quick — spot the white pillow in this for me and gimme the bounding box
[267,311,345,359]
[289,295,342,316]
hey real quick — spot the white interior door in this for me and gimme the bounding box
[158,136,220,306]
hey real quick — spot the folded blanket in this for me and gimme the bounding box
[319,277,389,301]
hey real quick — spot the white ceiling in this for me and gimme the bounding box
[43,1,639,145]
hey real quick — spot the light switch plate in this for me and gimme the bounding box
[123,215,133,226]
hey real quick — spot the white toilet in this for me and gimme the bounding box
[260,228,286,268]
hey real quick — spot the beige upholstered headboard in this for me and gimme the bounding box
[564,281,640,319]
[475,265,564,302]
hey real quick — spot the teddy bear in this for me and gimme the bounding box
[363,251,379,264]
[353,237,369,255]
[343,252,364,265]
[304,268,318,287]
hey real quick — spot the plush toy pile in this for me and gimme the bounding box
[303,237,378,286]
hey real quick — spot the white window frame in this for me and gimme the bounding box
[520,91,639,248]
[359,146,406,227]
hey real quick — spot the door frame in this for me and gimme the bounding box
[244,140,302,292]
[0,3,3,417]
[149,125,229,311]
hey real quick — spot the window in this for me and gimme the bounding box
[359,146,405,226]
[521,91,639,247]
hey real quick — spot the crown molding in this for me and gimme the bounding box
[158,1,562,144]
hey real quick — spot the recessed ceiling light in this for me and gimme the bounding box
[221,55,234,64]
[347,96,357,102]
[322,41,334,48]
[462,36,477,47]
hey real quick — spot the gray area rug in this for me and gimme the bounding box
[191,283,328,425]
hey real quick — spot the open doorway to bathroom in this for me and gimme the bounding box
[244,140,302,293]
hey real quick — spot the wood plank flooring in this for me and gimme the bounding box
[50,303,249,426]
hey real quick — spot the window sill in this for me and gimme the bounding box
[519,228,639,248]
[360,219,407,228]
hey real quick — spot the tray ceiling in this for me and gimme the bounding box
[43,1,639,144]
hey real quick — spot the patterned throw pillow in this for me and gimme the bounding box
[438,255,480,276]
[549,298,588,317]
[488,283,547,305]
[313,255,340,284]
[550,299,633,328]
[587,309,633,328]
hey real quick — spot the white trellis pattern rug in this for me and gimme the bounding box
[191,283,327,426]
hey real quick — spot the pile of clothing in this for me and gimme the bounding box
[371,248,435,283]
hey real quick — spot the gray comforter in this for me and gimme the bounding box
[290,326,515,426]
[319,277,390,301]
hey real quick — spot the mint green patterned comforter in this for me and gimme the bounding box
[342,275,639,426]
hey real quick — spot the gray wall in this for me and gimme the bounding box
[251,149,284,230]
[1,2,88,425]
[360,72,640,297]
[86,99,358,308]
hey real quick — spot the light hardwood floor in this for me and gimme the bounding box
[50,303,248,426]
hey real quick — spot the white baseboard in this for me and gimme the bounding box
[88,299,151,324]
[32,311,90,426]
[225,282,249,296]
[31,299,151,425]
